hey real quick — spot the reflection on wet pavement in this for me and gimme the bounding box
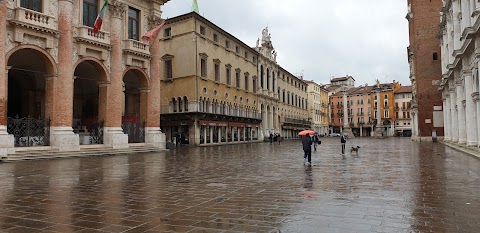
[0,138,479,232]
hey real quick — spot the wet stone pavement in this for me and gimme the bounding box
[0,138,480,233]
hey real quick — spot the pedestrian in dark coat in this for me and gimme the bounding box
[341,133,347,155]
[302,133,313,164]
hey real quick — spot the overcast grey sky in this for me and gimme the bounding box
[162,0,410,86]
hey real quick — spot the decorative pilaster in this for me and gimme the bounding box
[450,88,459,142]
[464,72,477,146]
[456,79,467,144]
[50,0,79,151]
[0,2,7,127]
[104,0,128,148]
[473,92,480,147]
[443,93,451,142]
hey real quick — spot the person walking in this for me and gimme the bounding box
[340,133,347,155]
[312,134,319,151]
[302,133,313,165]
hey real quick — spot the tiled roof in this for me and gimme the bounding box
[396,86,412,94]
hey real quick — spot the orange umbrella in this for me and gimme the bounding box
[298,130,315,136]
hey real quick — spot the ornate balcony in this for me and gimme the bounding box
[123,39,150,58]
[13,7,57,32]
[76,26,111,47]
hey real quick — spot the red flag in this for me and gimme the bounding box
[93,0,109,33]
[141,22,165,43]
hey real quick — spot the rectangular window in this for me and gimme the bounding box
[201,58,207,78]
[213,33,218,42]
[253,79,257,93]
[384,110,389,118]
[225,40,230,48]
[164,60,172,80]
[200,26,206,35]
[396,112,399,118]
[128,7,140,40]
[253,56,257,63]
[245,52,248,59]
[236,46,240,54]
[83,0,97,27]
[226,66,231,85]
[236,69,241,88]
[403,112,406,118]
[21,0,42,12]
[164,27,171,37]
[407,112,410,118]
[245,75,249,91]
[214,63,220,82]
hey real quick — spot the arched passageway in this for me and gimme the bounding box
[73,59,107,145]
[7,48,54,147]
[122,69,148,143]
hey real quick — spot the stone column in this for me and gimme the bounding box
[145,16,165,148]
[450,88,459,142]
[342,91,354,137]
[474,92,480,147]
[443,93,451,142]
[104,1,128,148]
[50,0,79,151]
[464,72,477,146]
[373,88,383,138]
[457,79,467,144]
[209,126,213,144]
[0,66,14,155]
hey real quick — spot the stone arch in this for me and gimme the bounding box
[6,45,57,75]
[74,57,109,82]
[123,67,149,88]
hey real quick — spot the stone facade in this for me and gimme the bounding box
[254,28,310,140]
[329,81,402,137]
[406,0,444,141]
[158,12,262,146]
[306,80,329,136]
[394,86,413,136]
[439,0,480,146]
[0,0,170,154]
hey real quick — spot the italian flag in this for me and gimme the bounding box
[93,0,109,33]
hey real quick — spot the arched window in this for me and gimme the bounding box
[184,96,188,111]
[178,97,182,112]
[172,98,177,112]
[260,65,264,88]
[266,68,270,90]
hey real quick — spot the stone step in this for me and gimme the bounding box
[1,146,163,162]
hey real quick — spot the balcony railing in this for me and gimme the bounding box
[123,39,150,55]
[284,118,311,126]
[14,7,57,31]
[77,26,110,45]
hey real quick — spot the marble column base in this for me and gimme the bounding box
[50,127,80,151]
[0,125,15,155]
[458,138,467,145]
[342,127,355,138]
[467,140,477,147]
[145,127,166,149]
[373,127,384,139]
[104,127,129,149]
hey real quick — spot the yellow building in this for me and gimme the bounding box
[159,12,261,145]
[306,81,329,135]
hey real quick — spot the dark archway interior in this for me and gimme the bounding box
[123,70,141,117]
[73,61,100,130]
[7,49,47,119]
